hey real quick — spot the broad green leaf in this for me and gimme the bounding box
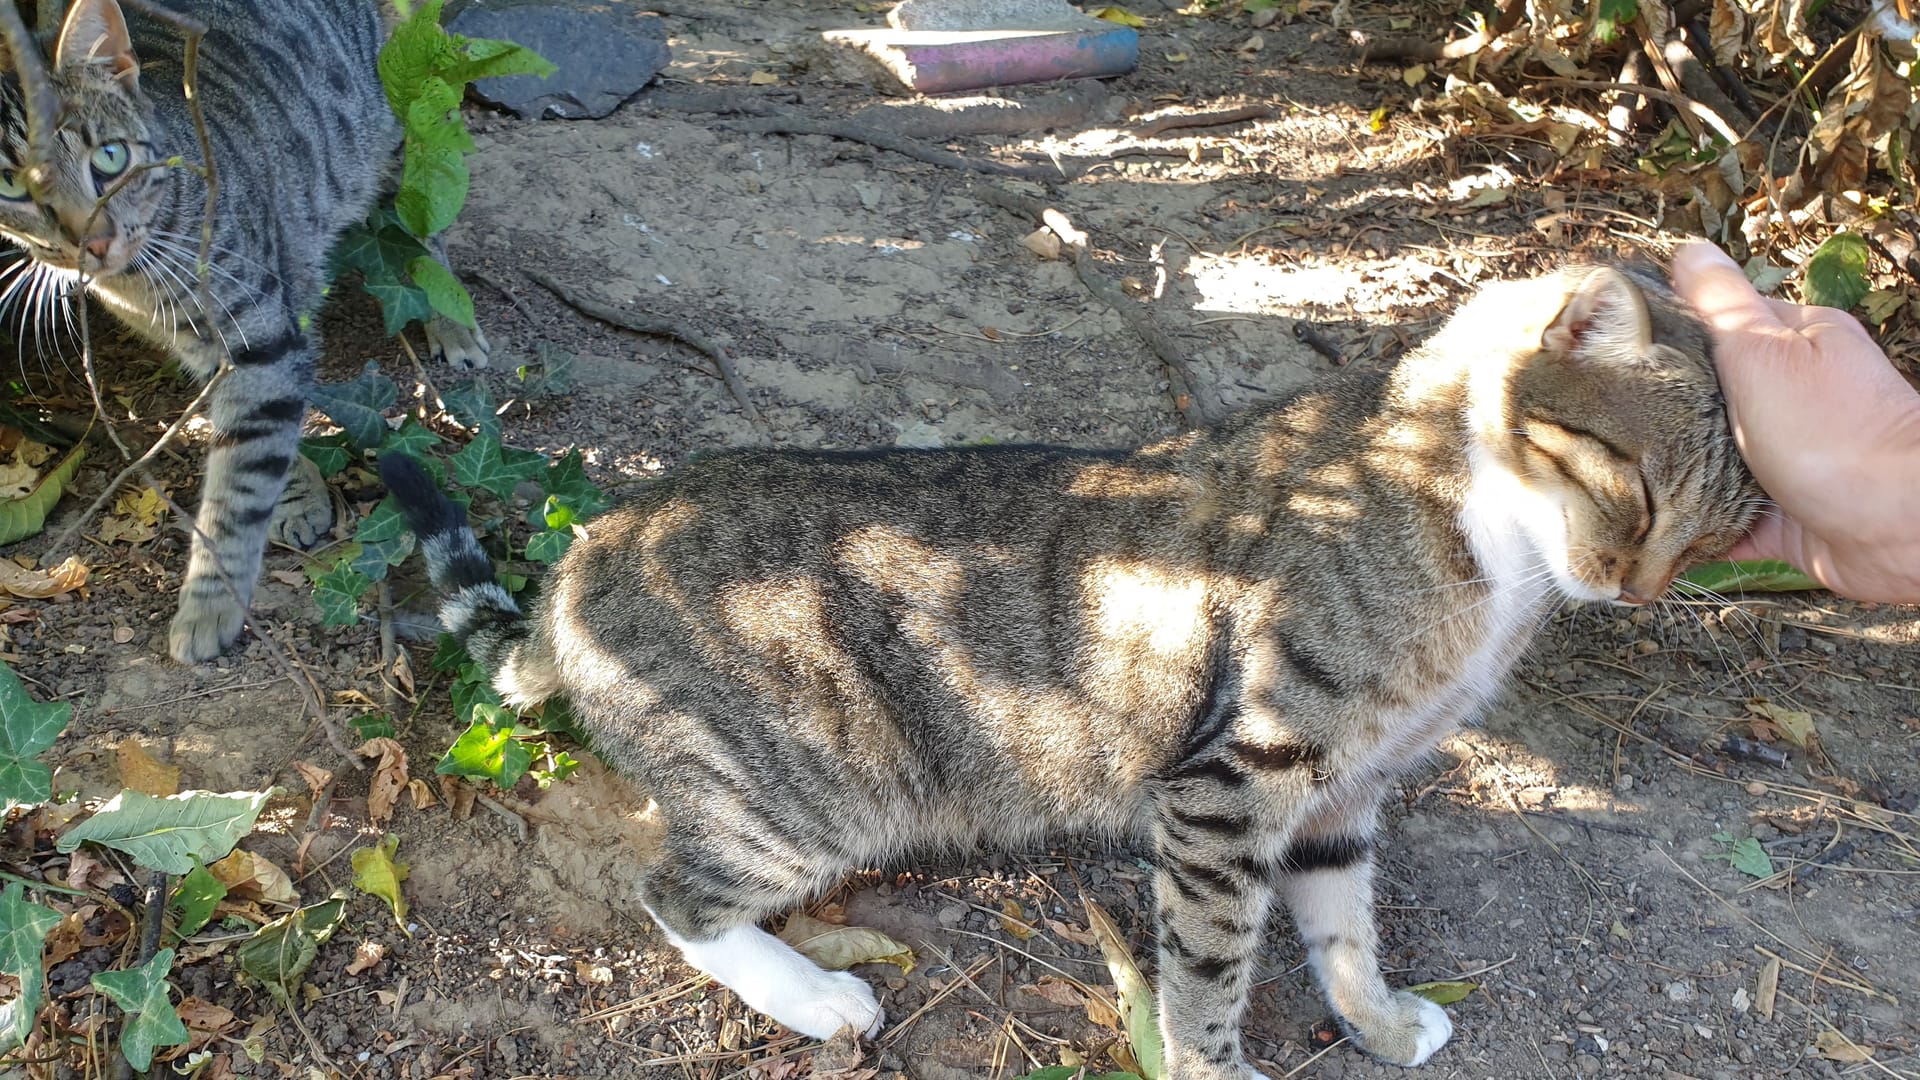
[379,417,443,460]
[777,913,916,975]
[0,439,84,545]
[1407,980,1478,1006]
[1592,0,1638,42]
[377,0,452,118]
[308,364,399,452]
[451,431,547,501]
[407,255,477,329]
[440,380,500,437]
[1680,560,1821,594]
[56,789,274,874]
[516,341,575,398]
[237,895,348,1003]
[313,558,374,628]
[0,659,72,806]
[447,35,557,84]
[1727,837,1774,878]
[350,496,417,584]
[351,834,410,933]
[537,495,576,531]
[169,862,226,938]
[329,210,433,287]
[524,528,572,564]
[0,883,60,1053]
[431,633,470,673]
[1083,895,1165,1080]
[1089,6,1147,27]
[396,145,468,238]
[544,449,610,518]
[403,75,475,156]
[364,279,437,336]
[531,749,579,789]
[351,713,396,741]
[1804,232,1872,311]
[436,704,531,788]
[90,948,188,1071]
[451,661,503,723]
[298,434,355,479]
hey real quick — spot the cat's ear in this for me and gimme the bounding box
[55,0,139,85]
[1542,267,1652,361]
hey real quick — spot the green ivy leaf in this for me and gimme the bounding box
[451,431,548,501]
[440,380,500,437]
[0,882,60,1053]
[396,145,469,239]
[1592,0,1638,42]
[516,341,574,398]
[447,34,558,85]
[524,528,572,564]
[378,417,443,460]
[308,364,399,452]
[237,896,348,1005]
[169,862,226,938]
[351,834,410,933]
[0,439,85,545]
[430,633,470,673]
[313,558,374,628]
[57,790,274,875]
[450,662,502,723]
[1679,560,1821,595]
[91,948,190,1071]
[366,279,437,336]
[298,433,356,479]
[544,449,610,518]
[531,749,579,790]
[350,496,417,584]
[0,659,71,806]
[436,703,531,788]
[407,255,477,329]
[1724,837,1775,878]
[1804,232,1872,311]
[329,209,431,285]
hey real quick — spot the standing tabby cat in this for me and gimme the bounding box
[0,0,489,663]
[383,266,1756,1076]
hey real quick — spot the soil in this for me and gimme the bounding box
[9,2,1920,1079]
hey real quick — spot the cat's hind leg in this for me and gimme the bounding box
[1276,787,1450,1067]
[640,832,883,1040]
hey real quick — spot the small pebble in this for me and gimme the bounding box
[1746,781,1768,796]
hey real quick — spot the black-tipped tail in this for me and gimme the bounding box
[379,453,528,672]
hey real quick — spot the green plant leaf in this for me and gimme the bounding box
[350,496,417,584]
[351,834,410,933]
[56,790,274,875]
[1592,0,1637,42]
[0,659,72,806]
[447,34,557,84]
[298,433,356,479]
[440,380,500,437]
[1407,980,1478,1005]
[1727,837,1774,878]
[1679,560,1821,594]
[313,558,374,628]
[0,439,85,545]
[377,0,452,118]
[451,431,548,501]
[351,713,396,741]
[0,882,60,1053]
[1804,232,1872,310]
[544,449,610,518]
[237,896,348,1003]
[379,417,443,460]
[402,75,475,156]
[396,145,469,238]
[524,528,572,564]
[168,862,226,938]
[436,704,531,788]
[1018,1068,1139,1080]
[90,947,188,1071]
[308,364,399,452]
[431,633,470,673]
[1083,895,1165,1080]
[407,255,477,329]
[367,279,437,336]
[531,749,579,789]
[516,341,574,398]
[450,662,502,723]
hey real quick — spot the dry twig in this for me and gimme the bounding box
[1128,105,1273,139]
[716,115,1063,180]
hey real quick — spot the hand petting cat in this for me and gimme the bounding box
[1672,241,1920,605]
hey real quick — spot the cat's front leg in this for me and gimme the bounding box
[1277,788,1451,1067]
[168,328,314,663]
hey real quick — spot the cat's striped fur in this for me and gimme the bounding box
[384,266,1757,1076]
[0,0,488,663]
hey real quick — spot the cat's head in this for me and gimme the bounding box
[1477,264,1760,606]
[0,0,163,280]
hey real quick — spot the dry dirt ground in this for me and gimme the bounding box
[9,2,1920,1079]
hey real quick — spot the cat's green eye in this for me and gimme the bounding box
[90,142,131,178]
[0,169,25,200]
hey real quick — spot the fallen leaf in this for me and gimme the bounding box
[1406,980,1477,1005]
[1756,955,1780,1020]
[1401,64,1427,85]
[406,778,437,809]
[1021,979,1087,1009]
[0,555,88,599]
[1238,32,1265,54]
[351,834,409,933]
[1164,51,1189,63]
[174,997,235,1053]
[0,458,39,500]
[99,485,165,544]
[117,739,181,796]
[391,649,415,696]
[269,570,306,587]
[1000,898,1035,940]
[1746,700,1816,749]
[292,761,333,800]
[1082,894,1164,1079]
[1044,918,1097,946]
[210,850,298,907]
[344,939,387,976]
[1815,1029,1874,1063]
[63,849,116,891]
[1091,5,1147,26]
[355,737,409,827]
[440,775,475,820]
[777,912,915,975]
[45,908,87,965]
[748,70,780,85]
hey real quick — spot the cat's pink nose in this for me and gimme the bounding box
[84,236,113,260]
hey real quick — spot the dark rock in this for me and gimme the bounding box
[449,0,669,120]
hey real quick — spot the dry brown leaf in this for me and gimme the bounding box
[63,848,117,891]
[0,555,88,598]
[391,649,415,696]
[1708,0,1746,67]
[1756,954,1780,1020]
[1815,1029,1874,1063]
[999,898,1034,940]
[406,778,437,810]
[440,775,476,820]
[269,569,307,587]
[175,997,236,1050]
[345,939,387,976]
[1020,977,1088,1009]
[116,738,181,796]
[356,737,410,826]
[293,761,334,800]
[45,908,87,966]
[1044,918,1098,946]
[209,849,298,907]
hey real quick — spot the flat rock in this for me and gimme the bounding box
[450,0,669,120]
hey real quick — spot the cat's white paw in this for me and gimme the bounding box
[762,967,884,1040]
[1405,996,1452,1065]
[426,316,491,370]
[269,453,333,548]
[660,922,884,1043]
[169,595,246,664]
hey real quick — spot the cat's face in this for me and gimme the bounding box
[1491,266,1759,605]
[0,0,162,281]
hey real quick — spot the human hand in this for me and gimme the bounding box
[1671,241,1920,604]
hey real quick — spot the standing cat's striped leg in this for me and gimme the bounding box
[168,325,314,663]
[1276,787,1451,1066]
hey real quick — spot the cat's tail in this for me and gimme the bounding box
[379,453,555,704]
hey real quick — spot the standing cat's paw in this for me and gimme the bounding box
[426,316,491,370]
[169,596,246,664]
[270,453,334,548]
[764,968,884,1041]
[1353,992,1452,1067]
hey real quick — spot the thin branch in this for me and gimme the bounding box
[715,115,1064,181]
[1533,77,1742,145]
[1128,105,1273,140]
[117,0,217,295]
[0,3,62,200]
